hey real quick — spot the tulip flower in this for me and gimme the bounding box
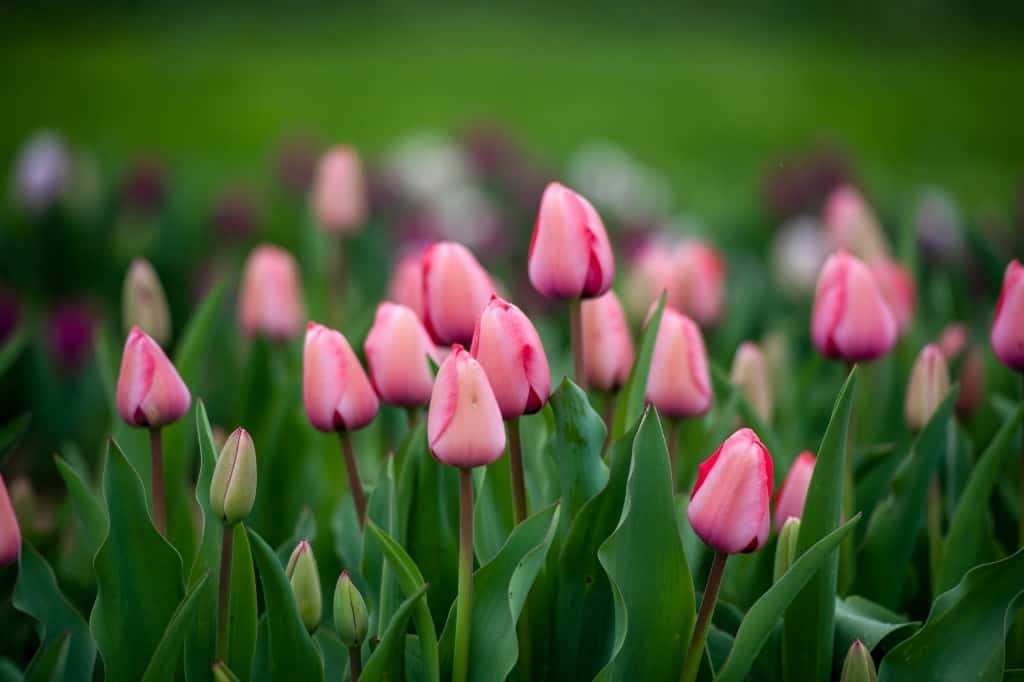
[116,326,191,535]
[239,244,305,342]
[122,258,171,346]
[209,428,257,527]
[303,322,379,525]
[335,571,369,679]
[646,307,712,420]
[730,342,773,424]
[823,185,890,262]
[623,239,674,320]
[810,251,898,362]
[840,640,878,682]
[672,240,726,327]
[938,322,968,360]
[991,260,1024,372]
[904,344,951,431]
[582,290,634,393]
[774,517,801,582]
[773,452,815,532]
[311,146,367,234]
[389,249,426,319]
[286,541,322,633]
[421,242,494,346]
[870,259,916,336]
[0,475,20,567]
[364,302,441,408]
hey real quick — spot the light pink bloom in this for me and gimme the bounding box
[311,146,368,234]
[823,185,890,262]
[389,250,426,319]
[116,327,191,428]
[810,251,897,362]
[364,303,440,407]
[623,239,674,320]
[0,475,21,567]
[905,344,951,431]
[938,322,968,360]
[239,244,305,341]
[991,260,1024,371]
[773,452,815,532]
[582,291,635,392]
[303,323,379,432]
[421,242,494,345]
[672,241,726,327]
[870,259,916,336]
[646,307,712,419]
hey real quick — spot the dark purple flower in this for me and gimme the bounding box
[211,187,259,239]
[47,301,96,374]
[0,287,20,344]
[276,136,320,195]
[122,157,167,213]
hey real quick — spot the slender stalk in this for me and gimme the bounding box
[216,524,234,661]
[453,468,475,682]
[569,298,586,390]
[668,418,681,493]
[839,362,857,595]
[681,552,727,682]
[406,406,420,429]
[348,644,362,682]
[602,390,618,451]
[149,427,166,536]
[508,418,527,524]
[927,476,942,594]
[340,431,367,527]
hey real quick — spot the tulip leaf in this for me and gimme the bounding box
[611,290,665,441]
[879,548,1024,681]
[55,456,107,560]
[936,404,1024,594]
[782,367,856,681]
[0,412,30,466]
[23,631,70,682]
[360,583,430,682]
[141,571,210,682]
[834,595,919,658]
[13,543,96,682]
[313,630,348,682]
[857,387,958,608]
[276,506,318,565]
[247,527,324,682]
[548,378,609,528]
[473,449,515,564]
[362,454,398,637]
[595,408,694,681]
[717,514,861,682]
[0,328,26,378]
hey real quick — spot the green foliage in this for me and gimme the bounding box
[611,292,665,441]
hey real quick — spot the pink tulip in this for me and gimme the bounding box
[823,185,890,262]
[810,251,897,362]
[364,303,440,407]
[623,240,674,320]
[905,344,951,430]
[582,291,635,392]
[311,146,368,234]
[646,307,712,419]
[421,242,494,345]
[428,345,506,468]
[688,428,775,554]
[773,452,815,532]
[303,323,379,432]
[938,322,968,360]
[870,259,916,336]
[0,475,20,567]
[528,182,614,300]
[116,327,191,428]
[470,296,551,419]
[672,241,726,327]
[991,260,1024,371]
[389,249,426,319]
[239,244,305,341]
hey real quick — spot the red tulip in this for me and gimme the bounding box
[870,259,916,336]
[672,241,726,327]
[239,244,305,341]
[991,260,1024,371]
[303,323,379,432]
[0,475,20,567]
[582,291,635,392]
[421,242,494,345]
[811,251,897,362]
[116,327,191,428]
[646,307,712,419]
[773,452,815,532]
[311,146,368,234]
[905,344,951,430]
[364,302,440,407]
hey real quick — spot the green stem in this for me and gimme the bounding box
[340,431,367,527]
[216,524,233,661]
[569,298,585,390]
[348,644,362,682]
[681,552,727,682]
[149,426,166,536]
[406,406,420,429]
[453,468,475,682]
[508,418,527,524]
[839,362,857,595]
[927,475,943,595]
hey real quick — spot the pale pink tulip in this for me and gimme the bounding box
[730,342,773,423]
[421,242,494,345]
[823,185,890,262]
[773,452,815,532]
[582,291,634,392]
[811,251,897,361]
[991,260,1024,371]
[672,241,726,327]
[870,259,916,336]
[623,240,674,319]
[303,323,379,432]
[938,323,968,360]
[311,146,368,234]
[646,307,712,418]
[0,475,20,567]
[239,244,305,341]
[116,327,191,428]
[905,344,951,430]
[389,250,426,319]
[364,303,440,407]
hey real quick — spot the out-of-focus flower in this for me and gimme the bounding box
[47,301,96,374]
[0,286,19,344]
[567,141,673,224]
[823,185,890,263]
[0,475,20,567]
[211,187,259,239]
[389,247,426,319]
[303,323,379,432]
[771,216,829,298]
[209,427,257,526]
[10,131,70,214]
[773,452,815,532]
[121,157,167,214]
[905,344,951,430]
[915,189,965,265]
[673,241,726,327]
[646,307,712,419]
[688,428,774,554]
[869,259,916,337]
[385,132,473,203]
[955,347,985,419]
[582,291,634,392]
[811,251,897,362]
[116,327,191,428]
[364,302,440,407]
[239,245,305,342]
[421,242,494,345]
[991,260,1024,371]
[839,640,878,682]
[312,146,368,234]
[276,135,320,195]
[426,184,499,248]
[122,258,171,347]
[762,146,852,219]
[730,342,773,424]
[774,517,801,581]
[623,238,675,320]
[286,541,322,634]
[334,571,368,648]
[427,345,506,468]
[937,323,968,360]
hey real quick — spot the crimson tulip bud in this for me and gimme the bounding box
[334,571,368,648]
[311,146,367,234]
[904,344,951,431]
[286,541,322,633]
[991,260,1024,371]
[646,307,712,419]
[773,452,815,532]
[729,342,773,424]
[688,428,774,554]
[389,249,426,319]
[811,251,897,362]
[955,347,985,419]
[528,182,614,300]
[840,640,878,682]
[582,290,634,392]
[209,427,257,526]
[0,475,20,567]
[421,242,494,345]
[427,345,506,468]
[823,185,890,262]
[672,240,726,327]
[239,244,305,342]
[303,323,379,432]
[122,258,171,347]
[116,327,191,428]
[364,302,440,407]
[470,296,551,418]
[869,259,916,336]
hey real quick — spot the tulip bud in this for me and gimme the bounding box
[730,342,773,424]
[209,428,257,526]
[672,241,726,327]
[421,242,494,345]
[773,452,815,532]
[991,260,1024,371]
[528,182,614,300]
[303,323,379,432]
[688,428,774,554]
[955,347,985,419]
[470,296,551,418]
[823,185,890,262]
[364,303,441,407]
[428,345,506,468]
[773,517,801,582]
[286,541,322,633]
[389,249,426,319]
[811,251,898,362]
[938,322,968,360]
[334,571,368,648]
[122,258,171,347]
[645,307,712,419]
[311,146,367,234]
[0,475,21,567]
[116,327,191,428]
[904,344,951,431]
[239,244,305,342]
[840,640,878,682]
[869,259,916,337]
[582,291,635,392]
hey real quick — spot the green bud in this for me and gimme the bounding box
[286,541,322,633]
[773,517,801,583]
[122,258,171,346]
[840,640,877,682]
[334,571,368,648]
[209,428,257,526]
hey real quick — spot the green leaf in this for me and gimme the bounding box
[473,447,515,565]
[313,630,348,682]
[55,457,107,561]
[717,514,861,682]
[141,572,211,682]
[936,404,1024,594]
[0,659,23,682]
[23,631,70,682]
[782,367,856,682]
[879,549,1024,682]
[276,506,318,566]
[548,378,609,528]
[227,524,258,681]
[362,454,398,637]
[596,408,694,681]
[247,528,324,682]
[359,583,430,682]
[0,412,30,466]
[0,328,27,378]
[13,543,96,682]
[610,291,665,441]
[834,596,918,658]
[857,388,958,607]
[90,440,185,682]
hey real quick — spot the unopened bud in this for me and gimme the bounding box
[286,541,321,633]
[840,640,877,682]
[334,571,368,648]
[209,428,257,526]
[773,517,801,582]
[122,258,171,346]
